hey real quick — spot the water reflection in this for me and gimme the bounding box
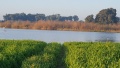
[94,32,116,42]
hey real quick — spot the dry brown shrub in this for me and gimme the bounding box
[0,21,120,32]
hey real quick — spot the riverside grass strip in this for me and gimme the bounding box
[0,40,120,68]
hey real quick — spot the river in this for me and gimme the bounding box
[0,28,120,43]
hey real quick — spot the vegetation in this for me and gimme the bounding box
[95,8,119,24]
[64,42,120,68]
[0,40,47,68]
[0,8,120,32]
[0,40,120,68]
[85,14,94,23]
[3,13,79,22]
[22,43,62,68]
[1,21,120,32]
[2,8,119,24]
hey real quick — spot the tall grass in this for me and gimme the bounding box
[0,21,120,32]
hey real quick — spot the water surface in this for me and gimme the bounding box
[0,28,120,43]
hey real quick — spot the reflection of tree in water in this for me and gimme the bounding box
[95,38,115,42]
[95,33,116,42]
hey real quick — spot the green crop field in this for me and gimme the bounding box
[64,42,120,68]
[0,40,120,68]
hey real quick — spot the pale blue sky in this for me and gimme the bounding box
[0,0,120,20]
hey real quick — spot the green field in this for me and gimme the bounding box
[0,40,120,68]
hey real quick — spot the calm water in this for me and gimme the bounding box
[0,28,120,43]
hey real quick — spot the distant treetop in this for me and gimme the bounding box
[95,8,119,24]
[85,8,119,24]
[3,13,79,22]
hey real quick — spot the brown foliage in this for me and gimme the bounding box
[0,21,120,32]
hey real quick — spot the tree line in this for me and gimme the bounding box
[2,8,120,24]
[3,13,79,22]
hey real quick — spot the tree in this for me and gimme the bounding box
[85,15,94,23]
[3,13,80,22]
[35,14,45,21]
[95,8,118,24]
[27,14,36,21]
[45,14,61,21]
[68,16,73,21]
[59,16,68,21]
[18,13,27,21]
[117,17,120,22]
[73,15,79,21]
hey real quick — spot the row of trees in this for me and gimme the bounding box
[3,13,79,22]
[2,8,120,24]
[85,8,120,24]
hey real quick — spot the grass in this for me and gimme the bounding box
[1,21,120,33]
[0,40,120,68]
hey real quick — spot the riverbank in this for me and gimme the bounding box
[0,40,120,68]
[0,21,120,33]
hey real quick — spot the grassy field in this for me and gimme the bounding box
[0,40,120,68]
